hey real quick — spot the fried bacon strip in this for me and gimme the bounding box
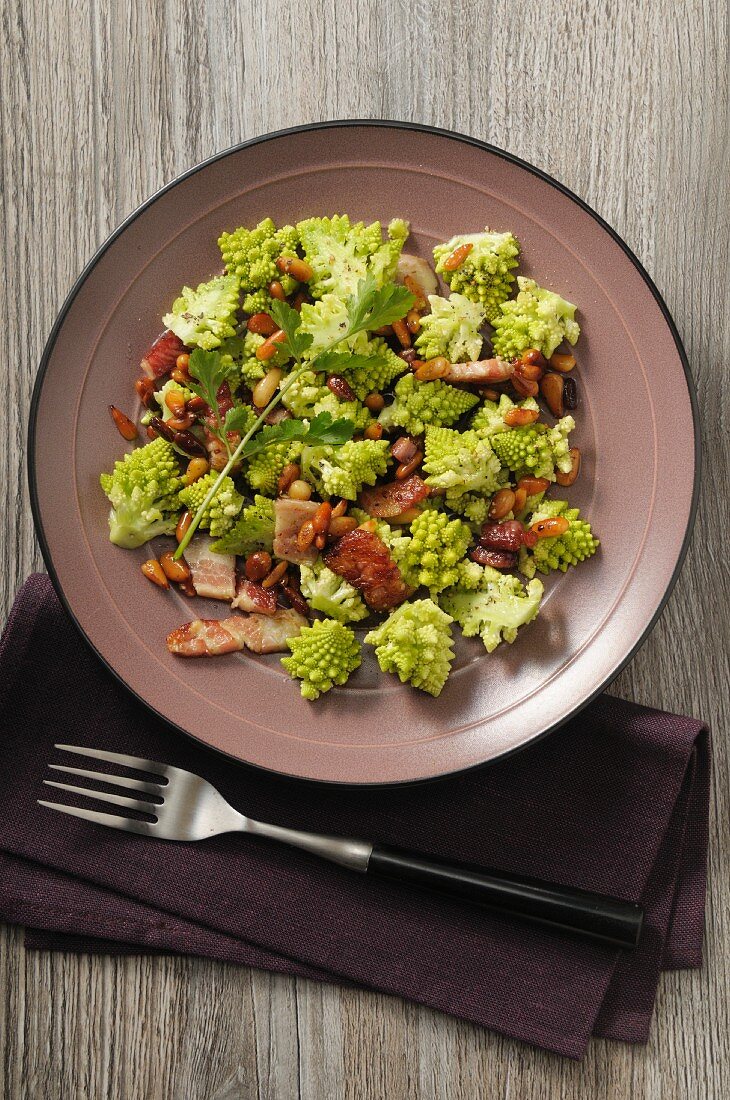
[140,330,186,379]
[442,358,514,385]
[324,528,411,612]
[167,608,306,657]
[357,474,429,519]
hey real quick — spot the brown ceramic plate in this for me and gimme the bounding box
[29,122,699,785]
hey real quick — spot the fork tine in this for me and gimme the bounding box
[43,780,158,816]
[38,800,154,835]
[48,764,163,796]
[54,744,168,777]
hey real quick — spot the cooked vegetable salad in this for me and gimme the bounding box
[101,216,597,698]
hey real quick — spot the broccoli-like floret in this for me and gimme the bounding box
[491,276,580,360]
[422,426,504,508]
[300,439,391,500]
[297,215,408,300]
[338,337,407,400]
[162,274,240,351]
[470,393,522,436]
[99,437,182,549]
[300,294,360,357]
[489,415,575,481]
[209,495,275,556]
[298,560,368,623]
[519,500,599,577]
[153,378,193,422]
[280,370,330,418]
[245,441,303,497]
[433,229,520,322]
[440,569,544,653]
[414,293,486,363]
[281,619,361,700]
[219,218,299,298]
[394,510,472,594]
[178,472,244,537]
[311,392,373,433]
[365,599,455,697]
[378,374,479,435]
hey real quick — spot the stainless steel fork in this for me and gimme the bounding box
[40,744,644,949]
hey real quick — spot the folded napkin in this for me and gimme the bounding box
[0,575,709,1058]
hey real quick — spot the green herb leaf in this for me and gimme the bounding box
[344,277,415,336]
[239,412,354,461]
[269,300,314,360]
[223,405,257,435]
[313,350,390,376]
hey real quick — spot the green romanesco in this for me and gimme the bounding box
[299,294,360,357]
[245,441,303,496]
[298,560,368,623]
[281,619,361,700]
[234,330,292,388]
[365,599,455,697]
[178,472,244,537]
[491,276,580,360]
[297,215,408,300]
[414,293,486,363]
[338,337,407,400]
[209,495,275,556]
[422,425,504,508]
[378,373,479,434]
[433,229,520,322]
[470,393,523,436]
[310,391,373,433]
[162,274,240,351]
[280,370,330,418]
[518,499,599,577]
[218,218,299,305]
[300,439,391,500]
[395,510,473,594]
[440,568,544,653]
[489,415,575,481]
[99,437,182,549]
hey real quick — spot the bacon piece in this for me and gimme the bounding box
[443,358,514,385]
[167,618,245,657]
[324,528,411,612]
[358,475,429,519]
[273,498,319,564]
[231,577,278,616]
[140,330,186,379]
[233,608,307,653]
[184,537,236,601]
[167,608,306,657]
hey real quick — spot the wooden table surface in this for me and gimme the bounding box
[1,1,728,1096]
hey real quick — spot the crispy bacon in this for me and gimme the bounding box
[358,475,430,519]
[140,330,186,379]
[231,577,278,616]
[184,538,236,601]
[273,498,319,564]
[234,608,307,653]
[443,358,514,385]
[167,608,306,657]
[324,528,411,612]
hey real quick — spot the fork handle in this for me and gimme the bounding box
[367,846,643,949]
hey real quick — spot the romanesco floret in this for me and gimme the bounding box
[281,619,361,700]
[297,215,408,300]
[338,337,407,400]
[280,370,330,418]
[218,218,299,300]
[471,393,523,436]
[440,570,544,653]
[488,411,575,481]
[414,293,486,363]
[422,426,503,507]
[491,276,580,360]
[518,500,599,577]
[99,437,182,549]
[245,441,303,496]
[300,439,391,500]
[298,560,368,623]
[178,472,244,537]
[378,374,479,434]
[394,510,472,594]
[311,392,373,433]
[162,274,240,351]
[433,229,520,322]
[299,294,359,357]
[209,495,275,556]
[365,599,455,697]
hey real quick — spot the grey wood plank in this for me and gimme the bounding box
[1,0,728,1097]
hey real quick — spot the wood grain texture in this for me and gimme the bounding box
[1,0,728,1096]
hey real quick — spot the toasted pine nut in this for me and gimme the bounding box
[268,280,286,301]
[312,501,332,536]
[146,425,158,440]
[504,407,539,427]
[167,414,195,432]
[186,395,207,413]
[517,476,551,495]
[373,325,393,336]
[406,309,421,334]
[540,372,565,417]
[364,423,383,440]
[315,533,326,550]
[109,405,138,441]
[480,387,500,401]
[531,516,570,539]
[442,242,473,271]
[276,255,313,282]
[516,360,544,382]
[183,457,209,485]
[171,369,188,385]
[262,560,289,588]
[295,521,316,553]
[277,462,301,495]
[549,352,577,373]
[327,515,358,539]
[391,319,411,347]
[141,559,169,589]
[160,550,191,583]
[403,274,428,310]
[511,372,539,399]
[255,333,286,364]
[364,392,385,413]
[331,499,348,519]
[179,578,196,597]
[555,447,581,487]
[175,353,190,372]
[247,312,278,336]
[252,366,283,407]
[176,510,192,543]
[521,348,547,368]
[415,357,449,381]
[245,550,272,582]
[489,488,516,521]
[358,519,377,532]
[135,377,157,409]
[396,451,423,480]
[288,479,312,501]
[513,487,528,513]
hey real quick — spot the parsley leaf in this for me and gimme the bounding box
[239,412,354,461]
[344,276,415,335]
[269,300,314,361]
[313,350,390,376]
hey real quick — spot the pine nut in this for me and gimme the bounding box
[315,533,327,550]
[540,372,565,417]
[504,407,539,427]
[262,560,289,588]
[167,414,195,432]
[511,372,539,399]
[109,405,138,441]
[159,551,191,583]
[175,353,191,372]
[395,451,423,480]
[392,319,411,347]
[268,280,286,301]
[135,377,157,409]
[549,352,576,373]
[255,333,286,363]
[555,447,581,487]
[489,488,516,520]
[328,516,358,539]
[183,457,209,485]
[141,559,169,589]
[247,312,278,336]
[277,462,301,495]
[329,499,348,520]
[171,369,188,385]
[442,242,473,271]
[415,358,449,381]
[364,393,385,413]
[406,309,421,334]
[179,578,196,597]
[403,275,428,311]
[288,479,312,500]
[311,501,332,536]
[531,516,570,539]
[276,255,313,282]
[516,360,544,382]
[364,423,383,440]
[295,521,316,553]
[517,476,551,495]
[513,487,528,513]
[480,387,500,401]
[245,550,272,582]
[176,511,192,543]
[252,366,283,407]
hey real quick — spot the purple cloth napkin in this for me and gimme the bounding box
[0,575,709,1058]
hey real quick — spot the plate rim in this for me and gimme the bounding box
[27,119,701,788]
